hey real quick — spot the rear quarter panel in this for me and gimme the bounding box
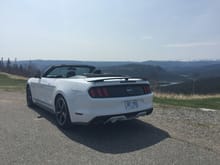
[52,79,92,112]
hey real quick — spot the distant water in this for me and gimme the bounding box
[160,82,182,87]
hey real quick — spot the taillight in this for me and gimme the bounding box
[89,88,96,97]
[89,87,109,98]
[102,88,109,97]
[143,85,151,94]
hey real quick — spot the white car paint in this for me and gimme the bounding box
[27,66,153,124]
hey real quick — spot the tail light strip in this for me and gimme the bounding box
[89,85,151,98]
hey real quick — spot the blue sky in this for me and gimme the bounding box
[0,0,220,61]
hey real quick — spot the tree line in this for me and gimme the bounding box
[0,57,40,77]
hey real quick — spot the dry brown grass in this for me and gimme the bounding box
[0,72,27,80]
[154,92,220,100]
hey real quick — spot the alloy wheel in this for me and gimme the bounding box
[55,97,68,126]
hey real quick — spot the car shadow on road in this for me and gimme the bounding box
[31,106,170,154]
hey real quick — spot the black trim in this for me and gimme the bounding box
[88,77,130,82]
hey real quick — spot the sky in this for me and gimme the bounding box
[0,0,220,61]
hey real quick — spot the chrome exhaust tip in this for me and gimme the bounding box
[104,116,127,124]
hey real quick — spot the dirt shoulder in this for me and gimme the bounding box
[143,104,220,153]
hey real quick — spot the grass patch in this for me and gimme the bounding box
[0,73,26,91]
[154,93,220,110]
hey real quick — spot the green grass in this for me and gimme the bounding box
[0,74,26,91]
[154,96,220,110]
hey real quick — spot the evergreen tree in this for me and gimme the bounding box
[19,64,24,75]
[12,58,18,74]
[6,58,11,73]
[0,57,3,70]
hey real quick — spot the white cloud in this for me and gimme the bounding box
[164,42,220,48]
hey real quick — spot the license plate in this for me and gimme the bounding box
[124,100,138,111]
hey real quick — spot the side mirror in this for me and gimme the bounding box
[34,71,41,78]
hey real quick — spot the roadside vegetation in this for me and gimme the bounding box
[154,93,220,110]
[0,57,40,77]
[158,77,220,95]
[0,72,26,91]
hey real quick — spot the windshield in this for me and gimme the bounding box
[43,65,95,78]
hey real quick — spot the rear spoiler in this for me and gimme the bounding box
[87,77,146,83]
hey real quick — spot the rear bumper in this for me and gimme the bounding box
[89,108,153,124]
[66,91,153,124]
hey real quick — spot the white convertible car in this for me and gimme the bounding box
[26,65,153,128]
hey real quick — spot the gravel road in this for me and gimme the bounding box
[0,90,220,165]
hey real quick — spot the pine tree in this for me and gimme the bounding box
[6,58,11,73]
[19,64,24,75]
[0,57,3,70]
[13,58,18,74]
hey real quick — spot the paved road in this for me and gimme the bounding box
[0,91,220,165]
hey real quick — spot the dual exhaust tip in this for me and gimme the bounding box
[104,111,147,124]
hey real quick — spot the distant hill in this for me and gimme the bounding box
[18,60,134,70]
[12,59,220,94]
[18,59,220,71]
[17,59,220,81]
[101,63,184,82]
[142,60,220,72]
[18,60,185,81]
[159,77,220,94]
[178,64,220,79]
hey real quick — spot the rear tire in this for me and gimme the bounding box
[55,95,71,129]
[26,85,34,107]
